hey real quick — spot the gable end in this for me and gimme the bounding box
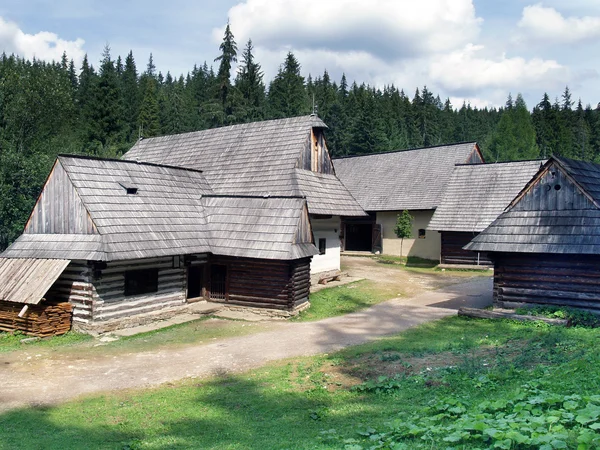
[24,161,97,235]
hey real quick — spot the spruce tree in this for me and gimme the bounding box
[121,51,140,141]
[235,39,265,122]
[138,76,160,138]
[268,52,307,118]
[213,23,238,125]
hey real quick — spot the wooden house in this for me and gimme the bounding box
[0,155,319,334]
[428,160,544,265]
[465,156,600,312]
[123,115,366,278]
[333,143,483,260]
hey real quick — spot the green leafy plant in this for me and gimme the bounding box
[394,210,413,257]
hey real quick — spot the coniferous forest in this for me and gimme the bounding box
[2,25,600,249]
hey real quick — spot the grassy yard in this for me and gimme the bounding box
[293,280,392,322]
[0,317,270,356]
[2,316,599,449]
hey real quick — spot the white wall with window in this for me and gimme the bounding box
[310,216,341,275]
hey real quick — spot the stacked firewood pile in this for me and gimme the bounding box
[0,301,72,337]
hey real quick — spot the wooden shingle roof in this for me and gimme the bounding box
[428,160,545,232]
[466,156,600,254]
[123,115,365,217]
[333,142,482,211]
[2,156,318,261]
[204,196,318,260]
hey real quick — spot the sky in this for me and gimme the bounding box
[1,0,599,110]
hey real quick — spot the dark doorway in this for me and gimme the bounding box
[210,265,228,300]
[187,265,204,300]
[345,223,373,251]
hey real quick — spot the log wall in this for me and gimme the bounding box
[493,253,600,312]
[92,257,186,322]
[441,231,492,265]
[210,256,311,310]
[45,261,94,325]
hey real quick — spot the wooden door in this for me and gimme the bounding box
[210,265,228,300]
[372,224,382,253]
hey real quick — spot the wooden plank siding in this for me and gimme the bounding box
[441,232,492,265]
[25,161,97,235]
[493,253,600,312]
[209,256,311,310]
[299,128,335,175]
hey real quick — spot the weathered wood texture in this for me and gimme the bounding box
[45,261,94,325]
[91,257,186,322]
[493,253,600,312]
[428,160,544,233]
[334,142,481,211]
[468,157,600,254]
[209,256,311,310]
[25,161,96,234]
[0,258,71,305]
[0,300,72,336]
[441,232,492,265]
[300,128,334,174]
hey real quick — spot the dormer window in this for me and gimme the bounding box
[119,182,138,195]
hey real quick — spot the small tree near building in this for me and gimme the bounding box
[394,210,413,257]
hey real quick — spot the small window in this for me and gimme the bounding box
[418,229,426,239]
[318,238,327,255]
[125,269,158,296]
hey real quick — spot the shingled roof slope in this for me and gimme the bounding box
[123,116,365,216]
[333,142,481,211]
[466,156,600,254]
[204,196,318,260]
[428,160,545,232]
[2,156,318,261]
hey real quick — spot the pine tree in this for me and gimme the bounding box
[268,52,307,118]
[121,51,140,141]
[213,22,238,124]
[88,45,125,154]
[235,39,265,122]
[138,76,160,138]
[486,94,539,161]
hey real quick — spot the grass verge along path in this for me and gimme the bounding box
[1,316,598,449]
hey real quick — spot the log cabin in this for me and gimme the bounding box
[0,155,319,334]
[333,143,483,260]
[465,156,600,312]
[123,115,367,279]
[428,160,544,265]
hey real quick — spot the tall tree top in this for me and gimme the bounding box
[215,22,238,81]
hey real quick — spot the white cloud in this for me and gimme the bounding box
[518,3,600,44]
[429,43,567,92]
[216,0,482,59]
[0,16,85,64]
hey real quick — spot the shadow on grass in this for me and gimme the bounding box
[0,373,372,450]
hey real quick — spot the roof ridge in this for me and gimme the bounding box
[203,194,306,199]
[134,114,325,143]
[454,159,546,167]
[58,154,205,174]
[332,141,477,160]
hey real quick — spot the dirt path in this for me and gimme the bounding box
[0,258,492,412]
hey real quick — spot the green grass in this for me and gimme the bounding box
[0,330,92,353]
[0,317,269,356]
[375,254,439,268]
[2,316,599,449]
[293,280,392,322]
